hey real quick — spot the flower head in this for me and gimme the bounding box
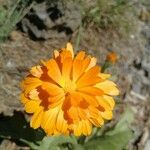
[106,52,118,64]
[20,43,119,136]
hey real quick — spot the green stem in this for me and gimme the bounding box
[75,22,83,50]
[101,61,111,73]
[78,135,86,145]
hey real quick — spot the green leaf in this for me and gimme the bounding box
[0,0,33,42]
[38,135,78,150]
[72,144,85,150]
[0,7,7,24]
[84,107,134,150]
[20,139,39,150]
[107,106,134,136]
[84,130,132,150]
[115,107,134,129]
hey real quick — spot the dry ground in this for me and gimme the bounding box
[0,1,150,149]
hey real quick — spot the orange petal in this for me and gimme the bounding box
[72,59,83,82]
[67,106,79,122]
[74,120,91,136]
[86,57,97,71]
[29,89,39,100]
[74,121,83,136]
[88,106,100,118]
[46,59,62,84]
[78,107,87,119]
[21,77,42,95]
[21,77,42,88]
[88,107,104,127]
[42,82,64,96]
[102,95,115,110]
[81,56,91,73]
[66,42,74,58]
[48,96,64,108]
[20,94,29,104]
[30,66,43,78]
[30,107,43,129]
[60,50,72,63]
[78,86,103,96]
[98,73,111,80]
[100,111,113,120]
[62,57,72,80]
[49,93,64,103]
[25,100,41,113]
[48,99,63,108]
[41,108,59,134]
[96,80,119,95]
[82,120,92,136]
[53,50,60,58]
[96,96,112,111]
[56,109,68,133]
[70,92,83,106]
[77,66,101,88]
[79,92,98,106]
[72,52,89,81]
[75,51,85,60]
[73,57,91,83]
[89,116,104,127]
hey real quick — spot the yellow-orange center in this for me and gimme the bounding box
[60,78,76,94]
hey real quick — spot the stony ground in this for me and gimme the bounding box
[0,1,149,150]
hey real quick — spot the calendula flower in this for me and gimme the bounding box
[20,43,119,136]
[106,52,118,64]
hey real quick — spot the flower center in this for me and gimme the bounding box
[60,78,76,93]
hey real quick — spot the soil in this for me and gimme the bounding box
[0,1,149,150]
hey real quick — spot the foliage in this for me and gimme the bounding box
[0,0,135,149]
[0,0,33,42]
[81,0,136,36]
[83,107,134,150]
[0,107,134,150]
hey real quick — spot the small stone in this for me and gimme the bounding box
[9,31,22,41]
[144,139,150,150]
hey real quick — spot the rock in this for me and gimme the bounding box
[144,139,150,150]
[19,1,82,40]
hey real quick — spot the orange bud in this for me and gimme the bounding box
[106,52,118,64]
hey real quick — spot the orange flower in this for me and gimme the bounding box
[106,52,118,64]
[20,43,119,136]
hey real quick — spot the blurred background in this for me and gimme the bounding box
[0,0,149,150]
